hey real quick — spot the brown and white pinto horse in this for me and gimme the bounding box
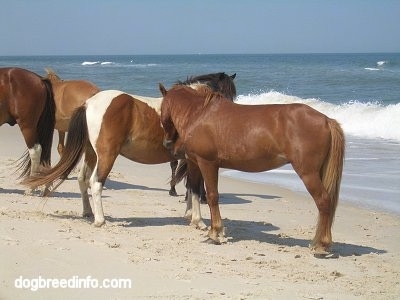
[23,73,236,227]
[159,84,345,254]
[0,67,55,194]
[44,69,100,155]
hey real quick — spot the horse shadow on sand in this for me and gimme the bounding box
[10,177,384,259]
[103,190,385,258]
[42,177,167,199]
[106,214,385,258]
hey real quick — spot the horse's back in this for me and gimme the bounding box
[130,94,161,114]
[183,100,333,170]
[85,90,126,122]
[0,67,47,125]
[0,67,43,90]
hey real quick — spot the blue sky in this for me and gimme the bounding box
[1,0,399,55]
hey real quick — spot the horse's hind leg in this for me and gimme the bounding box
[299,172,333,253]
[57,131,66,156]
[24,143,42,195]
[90,150,119,227]
[78,146,96,218]
[186,161,207,230]
[169,160,178,196]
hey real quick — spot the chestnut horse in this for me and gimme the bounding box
[44,69,100,155]
[23,73,236,227]
[159,84,345,254]
[163,73,236,197]
[0,67,55,194]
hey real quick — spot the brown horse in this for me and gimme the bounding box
[159,84,345,254]
[0,67,55,194]
[44,69,100,155]
[23,73,236,227]
[166,73,236,197]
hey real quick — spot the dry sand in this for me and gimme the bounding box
[1,124,399,299]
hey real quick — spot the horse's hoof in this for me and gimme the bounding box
[24,190,34,196]
[190,220,207,231]
[82,212,94,218]
[38,188,50,197]
[311,244,337,259]
[207,229,227,245]
[93,220,105,227]
[184,210,192,219]
[169,189,178,197]
[203,237,221,245]
[197,221,207,231]
[314,252,339,259]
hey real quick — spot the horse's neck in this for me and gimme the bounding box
[130,94,162,114]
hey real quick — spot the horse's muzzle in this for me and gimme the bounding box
[163,139,174,150]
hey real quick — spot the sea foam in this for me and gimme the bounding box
[236,91,400,141]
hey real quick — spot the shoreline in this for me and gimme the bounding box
[221,170,400,218]
[1,125,400,299]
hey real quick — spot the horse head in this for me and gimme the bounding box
[215,72,236,100]
[178,72,237,101]
[159,84,179,151]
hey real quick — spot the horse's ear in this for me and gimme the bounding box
[159,83,167,96]
[230,73,236,80]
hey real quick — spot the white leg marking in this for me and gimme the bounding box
[28,143,42,176]
[78,155,93,217]
[90,165,105,227]
[24,144,42,195]
[184,189,192,219]
[190,193,207,230]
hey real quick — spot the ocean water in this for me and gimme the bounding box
[1,53,399,215]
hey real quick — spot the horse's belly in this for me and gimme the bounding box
[220,156,288,173]
[120,141,172,164]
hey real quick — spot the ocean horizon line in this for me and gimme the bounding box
[0,51,398,57]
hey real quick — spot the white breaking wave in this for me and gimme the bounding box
[81,61,100,65]
[81,61,157,67]
[236,91,400,141]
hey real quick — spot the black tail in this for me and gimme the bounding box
[171,159,189,186]
[22,106,88,195]
[17,78,56,178]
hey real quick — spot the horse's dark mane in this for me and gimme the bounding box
[176,72,236,101]
[181,84,225,108]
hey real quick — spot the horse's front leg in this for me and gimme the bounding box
[198,162,225,243]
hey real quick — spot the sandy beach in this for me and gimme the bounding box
[1,124,399,299]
